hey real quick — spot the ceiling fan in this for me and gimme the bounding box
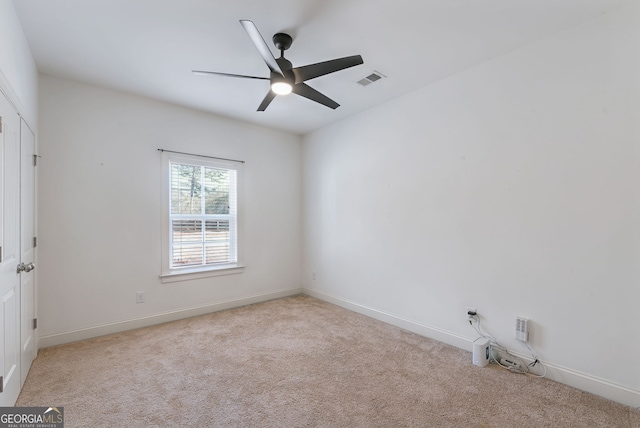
[193,20,364,111]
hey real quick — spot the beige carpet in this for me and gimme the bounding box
[17,295,640,427]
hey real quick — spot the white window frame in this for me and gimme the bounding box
[160,151,244,283]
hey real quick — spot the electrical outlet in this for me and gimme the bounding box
[515,316,529,341]
[136,291,145,304]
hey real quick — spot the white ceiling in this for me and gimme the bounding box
[13,0,629,135]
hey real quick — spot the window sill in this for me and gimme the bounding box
[160,264,245,284]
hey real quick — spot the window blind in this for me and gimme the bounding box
[169,162,237,268]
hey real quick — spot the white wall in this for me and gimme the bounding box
[303,1,640,406]
[0,0,38,124]
[38,75,302,344]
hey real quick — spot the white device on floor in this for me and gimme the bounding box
[472,338,490,367]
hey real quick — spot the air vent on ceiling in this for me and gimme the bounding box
[357,71,386,87]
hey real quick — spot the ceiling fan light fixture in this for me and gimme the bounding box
[271,81,293,95]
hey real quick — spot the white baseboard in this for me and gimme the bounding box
[38,287,303,349]
[304,289,640,409]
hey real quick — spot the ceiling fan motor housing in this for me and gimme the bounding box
[271,56,295,95]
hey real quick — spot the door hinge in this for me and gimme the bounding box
[33,154,38,166]
[33,237,37,248]
[0,116,3,133]
[0,246,2,261]
[33,318,37,329]
[0,376,3,392]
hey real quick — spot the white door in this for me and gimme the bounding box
[0,91,22,406]
[20,118,36,387]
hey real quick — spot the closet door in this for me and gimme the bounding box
[20,118,36,387]
[0,91,22,406]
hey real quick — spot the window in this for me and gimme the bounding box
[161,152,243,282]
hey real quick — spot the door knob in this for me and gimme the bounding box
[16,262,35,274]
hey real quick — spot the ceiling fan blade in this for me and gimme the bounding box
[192,70,269,80]
[257,91,277,111]
[292,55,363,84]
[292,83,340,109]
[239,20,285,77]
